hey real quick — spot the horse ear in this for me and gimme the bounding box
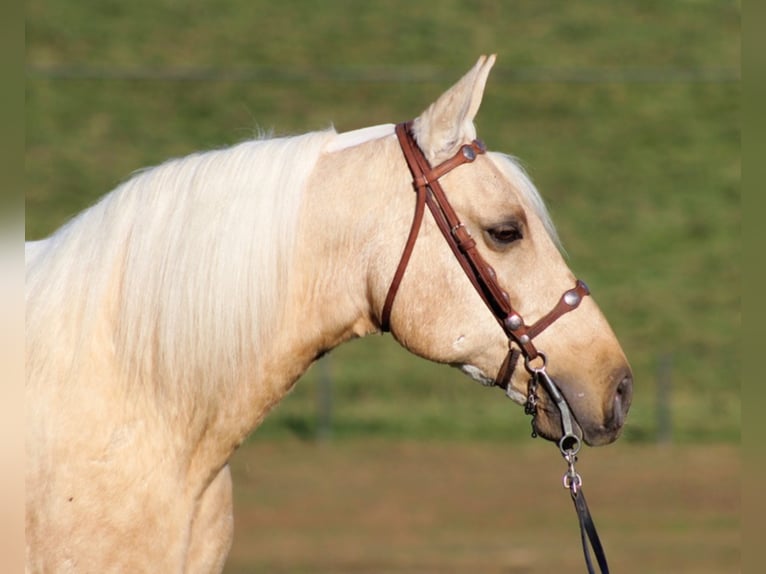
[412,54,496,164]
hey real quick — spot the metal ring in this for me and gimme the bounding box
[523,352,547,374]
[559,433,582,456]
[563,472,583,492]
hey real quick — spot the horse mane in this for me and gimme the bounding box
[488,152,562,252]
[26,129,336,401]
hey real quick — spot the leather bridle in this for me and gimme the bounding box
[382,122,590,387]
[381,121,611,574]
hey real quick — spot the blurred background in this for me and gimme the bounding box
[27,1,739,572]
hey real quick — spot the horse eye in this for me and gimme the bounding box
[487,224,523,246]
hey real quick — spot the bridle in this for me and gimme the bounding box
[382,121,610,573]
[382,122,590,387]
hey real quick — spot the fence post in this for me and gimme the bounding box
[316,356,333,441]
[656,353,673,444]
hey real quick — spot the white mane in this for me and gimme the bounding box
[488,152,562,251]
[26,130,336,398]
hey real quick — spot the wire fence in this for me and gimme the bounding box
[26,65,740,85]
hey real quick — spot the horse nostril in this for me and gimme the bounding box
[609,371,633,430]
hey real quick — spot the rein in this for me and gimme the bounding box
[383,121,610,573]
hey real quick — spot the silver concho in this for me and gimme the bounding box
[564,290,581,307]
[506,314,523,331]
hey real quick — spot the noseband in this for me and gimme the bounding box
[382,121,610,574]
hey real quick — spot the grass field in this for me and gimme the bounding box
[26,2,740,443]
[223,440,739,573]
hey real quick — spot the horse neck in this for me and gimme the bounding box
[257,134,406,385]
[27,131,413,490]
[187,134,407,471]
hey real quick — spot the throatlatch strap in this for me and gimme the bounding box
[380,176,427,332]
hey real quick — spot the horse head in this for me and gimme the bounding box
[361,55,633,446]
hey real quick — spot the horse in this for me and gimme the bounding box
[25,55,632,572]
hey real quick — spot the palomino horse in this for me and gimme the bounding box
[26,55,632,572]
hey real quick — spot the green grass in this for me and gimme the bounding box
[26,1,740,443]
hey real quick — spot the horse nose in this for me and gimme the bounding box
[606,369,633,432]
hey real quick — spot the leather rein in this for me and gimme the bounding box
[381,121,611,574]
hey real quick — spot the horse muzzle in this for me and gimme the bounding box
[531,367,633,447]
